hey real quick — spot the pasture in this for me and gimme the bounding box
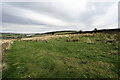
[2,32,119,78]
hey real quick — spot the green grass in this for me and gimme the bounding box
[2,33,119,78]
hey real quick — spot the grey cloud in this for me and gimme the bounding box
[119,2,120,27]
[2,13,48,26]
[5,2,114,24]
[2,1,118,33]
[77,2,114,24]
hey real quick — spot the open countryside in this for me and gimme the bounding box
[1,29,120,78]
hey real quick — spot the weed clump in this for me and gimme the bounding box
[84,38,94,44]
[66,37,79,42]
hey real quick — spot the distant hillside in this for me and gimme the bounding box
[1,28,119,39]
[69,28,120,34]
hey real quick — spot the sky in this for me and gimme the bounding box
[1,0,119,33]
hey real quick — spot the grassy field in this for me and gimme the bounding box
[2,32,119,78]
[1,33,26,39]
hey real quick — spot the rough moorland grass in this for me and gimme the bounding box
[2,33,119,78]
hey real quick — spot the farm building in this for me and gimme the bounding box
[25,34,32,37]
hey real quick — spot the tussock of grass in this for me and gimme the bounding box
[84,38,94,44]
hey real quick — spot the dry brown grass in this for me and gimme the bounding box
[1,39,16,71]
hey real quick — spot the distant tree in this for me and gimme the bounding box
[79,30,82,33]
[94,28,97,31]
[79,30,82,32]
[52,32,54,35]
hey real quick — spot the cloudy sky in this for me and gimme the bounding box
[1,0,118,33]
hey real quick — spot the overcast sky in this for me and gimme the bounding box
[1,0,118,33]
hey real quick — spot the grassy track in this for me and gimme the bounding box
[2,33,119,78]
